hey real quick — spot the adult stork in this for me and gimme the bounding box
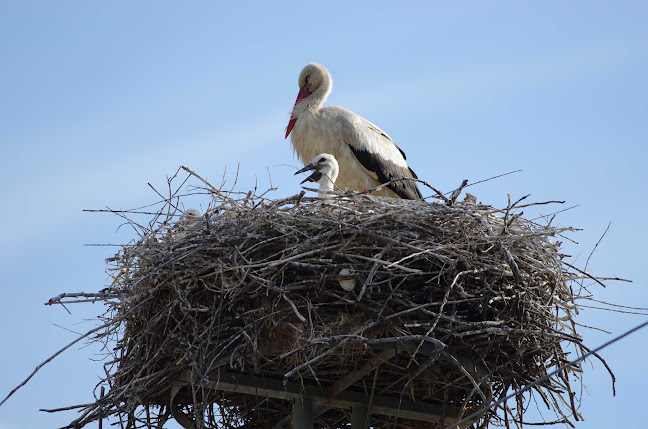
[294,153,339,198]
[285,63,422,200]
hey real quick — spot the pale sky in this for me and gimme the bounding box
[1,1,647,428]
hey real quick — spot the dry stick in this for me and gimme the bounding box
[40,403,95,413]
[299,186,346,197]
[45,291,123,305]
[83,189,211,216]
[514,200,565,209]
[562,260,631,289]
[159,175,181,229]
[420,170,524,202]
[448,179,469,206]
[581,221,611,295]
[282,293,307,323]
[350,253,422,275]
[356,250,384,302]
[98,386,105,429]
[267,191,307,208]
[2,323,116,408]
[404,269,478,369]
[170,166,193,195]
[283,322,380,379]
[531,204,581,222]
[1,324,108,407]
[181,165,239,206]
[228,164,241,198]
[0,297,152,408]
[508,193,530,210]
[309,174,476,204]
[576,304,648,316]
[353,177,423,197]
[444,318,648,429]
[147,182,181,216]
[480,217,522,284]
[464,169,523,190]
[417,179,451,203]
[442,353,488,403]
[83,209,161,216]
[49,298,120,305]
[582,298,648,312]
[108,206,149,236]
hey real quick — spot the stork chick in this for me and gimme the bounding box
[286,63,422,200]
[294,153,339,198]
[180,208,202,223]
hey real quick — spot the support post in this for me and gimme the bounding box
[351,404,368,429]
[293,395,313,429]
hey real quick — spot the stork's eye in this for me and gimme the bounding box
[319,157,326,163]
[305,74,311,83]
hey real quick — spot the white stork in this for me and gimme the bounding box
[294,153,339,198]
[286,63,422,200]
[170,208,202,240]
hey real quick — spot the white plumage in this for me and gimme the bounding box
[294,153,339,198]
[180,208,201,223]
[286,63,422,200]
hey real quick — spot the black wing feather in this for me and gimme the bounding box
[349,146,422,200]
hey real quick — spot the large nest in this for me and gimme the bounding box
[53,170,611,429]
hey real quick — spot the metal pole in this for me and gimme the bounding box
[293,395,313,429]
[351,404,368,429]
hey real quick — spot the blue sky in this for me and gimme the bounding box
[1,1,647,428]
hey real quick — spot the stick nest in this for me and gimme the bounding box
[58,173,607,429]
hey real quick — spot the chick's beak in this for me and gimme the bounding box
[294,162,317,175]
[295,162,322,184]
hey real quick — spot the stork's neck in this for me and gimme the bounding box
[317,176,335,199]
[295,79,331,116]
[317,167,338,199]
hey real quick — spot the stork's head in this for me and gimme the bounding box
[180,208,202,223]
[285,63,333,138]
[298,63,332,96]
[294,153,339,185]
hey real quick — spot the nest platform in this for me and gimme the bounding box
[54,175,605,429]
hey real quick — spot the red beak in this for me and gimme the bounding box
[285,86,312,139]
